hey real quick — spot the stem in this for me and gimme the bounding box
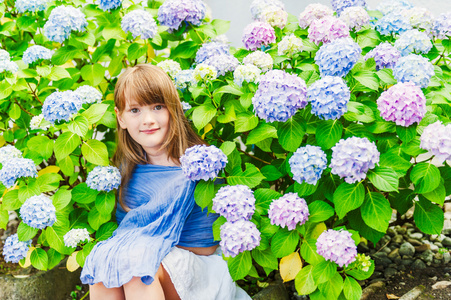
[14,99,33,116]
[27,82,42,104]
[188,22,205,43]
[79,291,90,300]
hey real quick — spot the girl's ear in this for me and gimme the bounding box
[115,107,127,129]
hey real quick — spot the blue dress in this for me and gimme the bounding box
[80,164,218,288]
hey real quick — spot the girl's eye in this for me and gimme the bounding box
[130,108,140,113]
[154,105,164,111]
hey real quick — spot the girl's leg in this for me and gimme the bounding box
[89,282,125,300]
[123,264,180,300]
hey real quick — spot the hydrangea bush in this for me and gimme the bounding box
[0,0,450,299]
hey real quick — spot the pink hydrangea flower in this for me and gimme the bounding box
[308,16,350,45]
[242,21,276,51]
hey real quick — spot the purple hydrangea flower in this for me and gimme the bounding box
[308,16,350,45]
[42,91,83,123]
[174,69,195,90]
[43,6,88,43]
[364,42,401,70]
[180,145,228,181]
[315,38,361,77]
[307,76,350,120]
[242,21,276,51]
[22,45,52,65]
[157,60,182,78]
[0,157,37,188]
[86,166,121,192]
[233,64,261,87]
[316,229,357,267]
[64,228,91,248]
[121,9,158,39]
[393,54,434,88]
[15,0,49,13]
[299,4,334,29]
[250,0,285,20]
[339,6,370,31]
[0,145,22,165]
[376,0,413,16]
[195,42,230,64]
[213,185,256,222]
[394,29,432,56]
[74,85,102,104]
[402,7,434,34]
[330,137,380,183]
[377,81,426,127]
[331,0,366,16]
[289,145,327,185]
[2,234,31,263]
[420,121,451,163]
[20,194,56,229]
[243,50,273,72]
[375,12,412,36]
[204,54,239,76]
[259,6,288,29]
[268,193,309,230]
[432,12,451,39]
[220,220,261,257]
[252,70,307,123]
[157,0,206,31]
[278,34,303,57]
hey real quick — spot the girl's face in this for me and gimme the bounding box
[116,98,170,158]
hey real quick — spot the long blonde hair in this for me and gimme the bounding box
[113,64,204,211]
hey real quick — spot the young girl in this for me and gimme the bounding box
[80,64,250,300]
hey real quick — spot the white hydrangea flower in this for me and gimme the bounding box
[233,64,261,86]
[157,60,181,78]
[193,63,217,83]
[278,34,303,57]
[29,114,50,131]
[64,228,91,248]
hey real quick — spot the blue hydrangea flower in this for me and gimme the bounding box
[174,69,195,90]
[0,49,10,62]
[15,0,49,13]
[233,64,261,87]
[331,0,366,16]
[317,229,357,267]
[213,185,255,222]
[250,0,285,20]
[0,157,37,188]
[243,50,273,72]
[289,145,327,185]
[121,9,157,39]
[181,101,192,111]
[220,220,261,257]
[2,234,31,263]
[432,12,451,39]
[307,76,350,120]
[375,13,412,36]
[74,85,102,104]
[420,121,451,164]
[157,60,181,78]
[20,194,56,229]
[394,29,432,56]
[195,42,230,64]
[393,54,434,88]
[44,6,88,43]
[204,54,239,76]
[22,45,52,65]
[364,42,401,70]
[330,137,379,184]
[376,0,413,16]
[86,166,121,192]
[64,228,91,248]
[315,38,361,77]
[0,145,22,165]
[157,0,206,31]
[180,145,228,181]
[252,70,307,123]
[42,91,82,123]
[0,50,19,74]
[97,0,121,11]
[268,193,309,230]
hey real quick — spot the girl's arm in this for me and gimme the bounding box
[176,245,218,256]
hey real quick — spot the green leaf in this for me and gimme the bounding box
[410,163,441,194]
[423,180,446,205]
[235,112,259,133]
[278,115,306,152]
[215,84,243,96]
[37,173,62,193]
[31,248,48,271]
[227,163,266,188]
[47,248,63,270]
[333,182,365,219]
[376,68,397,85]
[48,67,71,81]
[308,201,334,223]
[51,46,81,65]
[361,192,392,232]
[95,192,115,216]
[396,124,417,144]
[46,225,72,254]
[2,190,21,210]
[76,242,95,268]
[388,190,415,216]
[318,272,343,300]
[367,167,399,192]
[18,180,40,203]
[96,222,118,241]
[315,119,343,150]
[211,19,230,35]
[192,103,216,131]
[347,210,385,245]
[353,71,380,90]
[219,141,236,156]
[295,265,317,295]
[261,165,283,181]
[345,258,375,280]
[0,210,8,230]
[194,180,215,210]
[82,103,109,125]
[52,187,72,211]
[312,260,337,284]
[246,123,278,145]
[254,188,281,214]
[300,239,324,265]
[81,140,109,166]
[81,64,106,86]
[58,156,75,176]
[170,41,199,59]
[103,24,126,41]
[379,152,411,176]
[27,136,54,160]
[92,39,116,63]
[127,43,148,61]
[68,115,89,138]
[54,132,81,162]
[343,277,362,300]
[252,248,278,270]
[108,54,125,77]
[17,222,38,241]
[88,207,111,231]
[228,251,252,281]
[72,182,99,204]
[271,229,300,258]
[414,196,444,235]
[401,137,427,157]
[294,181,318,197]
[74,31,96,46]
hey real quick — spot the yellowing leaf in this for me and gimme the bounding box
[307,222,327,240]
[279,252,303,282]
[1,17,13,25]
[148,46,156,59]
[360,237,368,246]
[60,61,75,68]
[106,93,115,101]
[38,166,60,176]
[19,246,34,268]
[202,123,213,139]
[67,251,80,272]
[0,136,5,147]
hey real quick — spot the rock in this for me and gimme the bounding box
[407,239,422,246]
[412,259,427,270]
[415,244,431,252]
[419,250,434,263]
[401,259,414,266]
[443,252,451,264]
[252,281,289,300]
[384,267,397,278]
[361,281,385,300]
[387,228,396,236]
[399,285,425,300]
[442,237,451,247]
[434,242,443,248]
[370,271,383,280]
[398,227,407,235]
[437,234,447,242]
[429,244,439,252]
[392,234,404,244]
[444,203,451,212]
[400,242,416,256]
[430,276,438,281]
[388,248,400,259]
[431,281,451,290]
[373,252,392,267]
[382,247,392,254]
[409,232,424,240]
[358,242,369,252]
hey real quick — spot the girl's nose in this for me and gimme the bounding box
[142,110,155,125]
